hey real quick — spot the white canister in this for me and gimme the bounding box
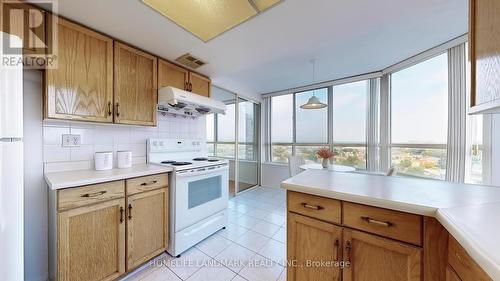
[94,151,113,171]
[117,151,132,169]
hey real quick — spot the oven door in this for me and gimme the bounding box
[174,165,229,231]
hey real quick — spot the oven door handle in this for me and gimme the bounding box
[176,165,229,177]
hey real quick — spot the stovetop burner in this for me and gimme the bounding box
[193,157,208,161]
[207,159,219,162]
[171,162,192,166]
[161,160,192,166]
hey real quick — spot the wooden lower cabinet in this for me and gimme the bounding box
[287,212,342,281]
[126,188,168,270]
[342,229,421,281]
[58,198,126,281]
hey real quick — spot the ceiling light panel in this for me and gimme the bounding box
[143,0,281,42]
[252,0,281,11]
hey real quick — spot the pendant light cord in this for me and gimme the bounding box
[311,59,316,97]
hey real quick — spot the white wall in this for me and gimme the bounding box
[261,163,291,188]
[23,70,47,281]
[491,114,500,186]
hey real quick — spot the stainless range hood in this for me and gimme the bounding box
[158,86,226,117]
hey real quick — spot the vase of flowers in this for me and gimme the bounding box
[316,147,334,169]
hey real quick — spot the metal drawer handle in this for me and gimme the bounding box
[120,207,124,223]
[361,216,393,227]
[140,180,158,186]
[345,240,352,266]
[107,101,112,116]
[81,191,107,198]
[334,238,340,261]
[128,204,133,220]
[301,203,324,210]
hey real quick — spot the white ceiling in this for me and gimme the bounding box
[56,0,467,100]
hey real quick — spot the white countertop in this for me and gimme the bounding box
[45,163,173,190]
[281,169,500,280]
[437,203,500,280]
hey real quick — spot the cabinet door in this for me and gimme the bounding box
[45,17,113,122]
[287,212,342,281]
[114,42,157,126]
[469,0,500,113]
[342,229,421,281]
[158,59,189,91]
[189,72,211,97]
[126,188,168,270]
[446,266,462,281]
[58,198,125,281]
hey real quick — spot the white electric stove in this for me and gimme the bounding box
[147,138,229,257]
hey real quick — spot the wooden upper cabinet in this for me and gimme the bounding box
[342,229,421,281]
[469,0,500,113]
[287,212,342,281]
[158,59,189,91]
[189,72,211,97]
[45,17,113,122]
[126,188,168,270]
[114,42,157,126]
[58,198,126,281]
[158,59,211,97]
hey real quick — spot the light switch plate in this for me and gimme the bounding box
[62,134,81,147]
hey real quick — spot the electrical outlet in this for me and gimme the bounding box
[62,134,81,147]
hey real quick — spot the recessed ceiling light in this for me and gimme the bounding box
[142,0,282,42]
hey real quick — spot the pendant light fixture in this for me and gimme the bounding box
[300,59,327,109]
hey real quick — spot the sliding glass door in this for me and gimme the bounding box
[207,86,260,197]
[237,98,260,193]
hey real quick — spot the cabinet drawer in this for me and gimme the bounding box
[343,202,422,246]
[58,180,125,211]
[287,191,341,224]
[448,236,491,281]
[126,173,168,195]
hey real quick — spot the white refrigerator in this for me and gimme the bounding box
[0,32,24,281]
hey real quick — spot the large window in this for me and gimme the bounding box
[390,53,448,180]
[332,80,368,169]
[266,41,488,184]
[270,84,368,169]
[208,100,259,161]
[271,88,329,164]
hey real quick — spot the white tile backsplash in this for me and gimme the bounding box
[43,113,206,172]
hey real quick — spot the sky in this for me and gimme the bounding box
[271,53,449,145]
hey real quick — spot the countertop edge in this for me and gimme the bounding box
[436,209,500,281]
[281,182,438,216]
[45,164,173,190]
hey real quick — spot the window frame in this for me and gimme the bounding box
[386,51,449,180]
[264,35,491,184]
[270,83,370,168]
[208,99,261,162]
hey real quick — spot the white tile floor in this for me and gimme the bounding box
[123,186,287,281]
